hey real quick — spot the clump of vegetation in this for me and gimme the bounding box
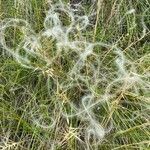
[0,0,150,149]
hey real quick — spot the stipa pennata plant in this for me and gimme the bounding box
[0,0,150,149]
[0,132,22,150]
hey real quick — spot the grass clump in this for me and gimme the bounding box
[0,0,150,150]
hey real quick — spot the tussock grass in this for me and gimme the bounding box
[0,0,150,150]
